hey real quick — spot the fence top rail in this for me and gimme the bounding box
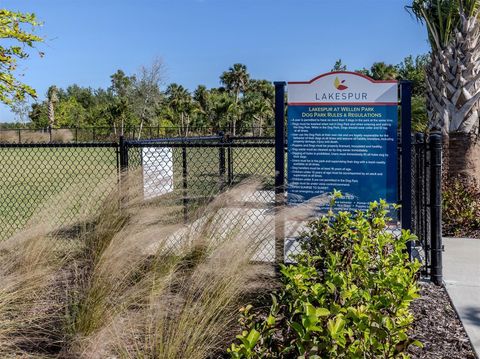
[125,142,275,148]
[125,135,223,146]
[229,136,276,141]
[0,126,276,132]
[0,142,118,148]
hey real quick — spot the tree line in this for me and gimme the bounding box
[3,56,429,137]
[18,61,277,137]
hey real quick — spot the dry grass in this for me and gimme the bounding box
[0,171,324,358]
[52,129,75,143]
[0,226,73,357]
[0,130,21,143]
[0,129,75,144]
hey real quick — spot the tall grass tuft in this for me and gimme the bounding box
[65,179,277,358]
[0,172,321,358]
[0,225,73,357]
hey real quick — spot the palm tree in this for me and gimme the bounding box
[244,79,275,135]
[109,70,135,135]
[409,0,480,182]
[165,83,193,136]
[208,89,234,132]
[243,95,273,136]
[220,64,250,135]
[370,62,398,80]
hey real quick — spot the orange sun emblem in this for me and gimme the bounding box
[334,77,348,91]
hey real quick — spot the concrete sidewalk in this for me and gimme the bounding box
[443,237,480,357]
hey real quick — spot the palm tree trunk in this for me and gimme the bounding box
[181,112,186,136]
[137,97,150,140]
[138,116,146,140]
[48,101,55,128]
[447,132,480,184]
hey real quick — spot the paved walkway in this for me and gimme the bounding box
[443,237,480,357]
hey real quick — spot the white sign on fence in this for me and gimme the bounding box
[142,147,174,199]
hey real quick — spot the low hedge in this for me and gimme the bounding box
[443,176,480,237]
[228,195,421,358]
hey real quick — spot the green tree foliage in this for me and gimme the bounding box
[109,69,135,134]
[357,62,398,80]
[164,83,194,135]
[355,56,428,132]
[397,55,429,132]
[0,9,43,106]
[26,62,275,136]
[242,79,274,136]
[396,55,428,97]
[220,63,250,135]
[331,59,347,72]
[23,57,427,135]
[407,0,478,51]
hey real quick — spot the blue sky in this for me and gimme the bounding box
[1,0,429,122]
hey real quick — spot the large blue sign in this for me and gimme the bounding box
[287,72,398,212]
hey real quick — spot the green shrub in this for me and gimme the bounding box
[443,176,480,237]
[228,198,421,358]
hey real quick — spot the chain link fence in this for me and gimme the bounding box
[123,135,277,261]
[0,136,279,262]
[0,143,119,240]
[0,132,440,270]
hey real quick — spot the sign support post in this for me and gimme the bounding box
[400,80,413,256]
[274,81,286,266]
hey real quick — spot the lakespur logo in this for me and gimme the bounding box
[334,77,348,91]
[315,77,368,101]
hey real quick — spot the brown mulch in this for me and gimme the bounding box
[409,281,477,359]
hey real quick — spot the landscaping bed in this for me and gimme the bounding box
[409,281,476,359]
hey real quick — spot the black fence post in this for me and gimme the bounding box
[400,81,413,256]
[227,134,233,185]
[218,131,226,190]
[118,135,128,206]
[274,81,286,267]
[182,145,188,223]
[48,125,52,143]
[424,134,431,264]
[18,129,21,144]
[430,132,443,285]
[414,133,428,269]
[119,135,127,171]
[414,133,423,236]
